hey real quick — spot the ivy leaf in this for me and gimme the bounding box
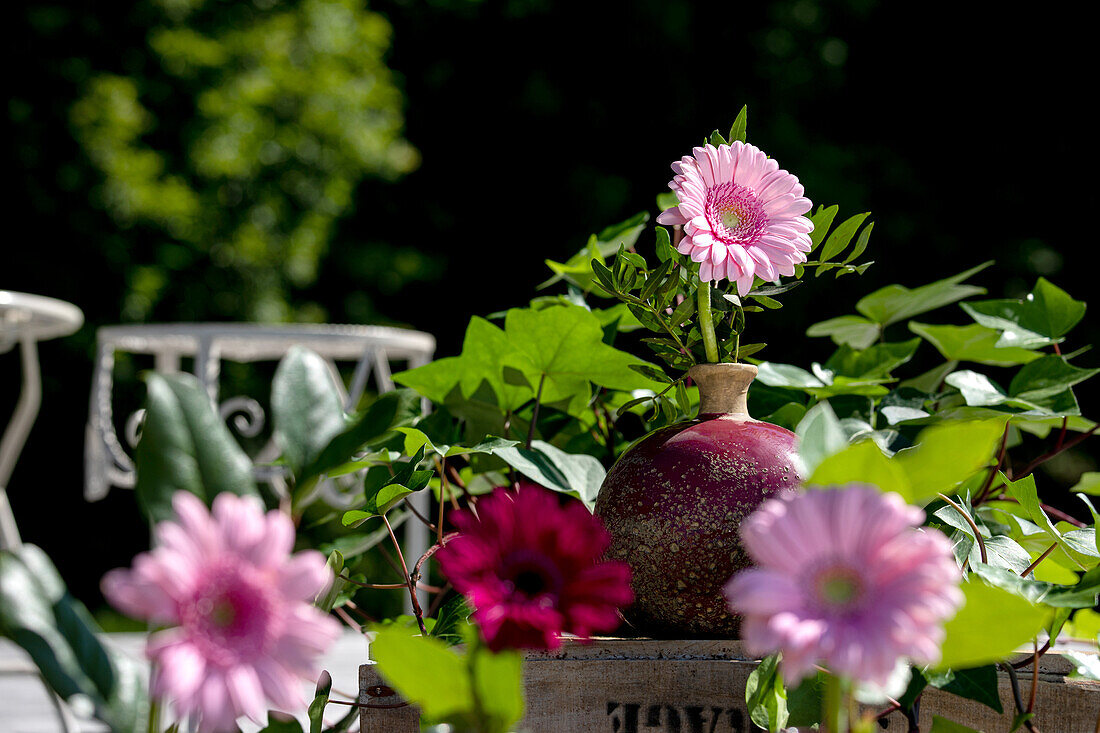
[926,665,1003,713]
[394,427,518,458]
[892,419,1003,503]
[936,578,1051,670]
[394,316,533,412]
[1072,472,1100,496]
[908,322,1042,367]
[496,440,605,509]
[502,305,665,415]
[134,372,259,522]
[973,535,1033,574]
[972,564,1100,608]
[540,235,603,291]
[808,439,908,494]
[1008,355,1100,402]
[469,644,525,733]
[1004,473,1099,568]
[824,339,920,379]
[961,278,1085,347]
[805,314,880,349]
[341,447,430,526]
[370,629,472,721]
[856,261,992,326]
[794,402,846,475]
[431,595,474,647]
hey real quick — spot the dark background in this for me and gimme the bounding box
[4,0,1094,607]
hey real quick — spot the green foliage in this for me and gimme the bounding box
[745,653,788,731]
[306,671,355,733]
[134,372,260,522]
[273,346,350,476]
[70,0,419,321]
[936,578,1051,670]
[370,627,524,733]
[296,388,421,487]
[923,665,1003,714]
[496,440,606,509]
[0,545,149,732]
[961,277,1086,348]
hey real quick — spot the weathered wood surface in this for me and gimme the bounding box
[361,638,1100,732]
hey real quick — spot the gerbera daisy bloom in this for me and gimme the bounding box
[436,485,633,652]
[724,485,962,686]
[102,492,340,732]
[656,142,814,296]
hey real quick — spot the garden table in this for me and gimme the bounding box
[0,290,84,551]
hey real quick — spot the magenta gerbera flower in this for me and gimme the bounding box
[657,142,814,295]
[724,486,962,686]
[102,492,340,732]
[436,486,633,652]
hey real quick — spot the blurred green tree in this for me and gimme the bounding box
[70,0,420,322]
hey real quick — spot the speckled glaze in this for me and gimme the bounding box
[594,364,801,637]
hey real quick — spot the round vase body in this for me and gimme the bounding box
[594,365,801,636]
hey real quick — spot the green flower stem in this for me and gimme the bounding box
[146,695,160,733]
[824,673,849,733]
[697,284,720,363]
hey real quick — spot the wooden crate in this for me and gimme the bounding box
[360,638,1100,732]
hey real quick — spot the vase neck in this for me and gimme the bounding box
[688,363,757,416]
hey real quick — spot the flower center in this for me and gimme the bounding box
[181,565,275,666]
[814,565,864,609]
[514,569,547,596]
[704,182,767,246]
[501,550,563,600]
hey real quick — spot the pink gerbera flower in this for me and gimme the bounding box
[102,492,340,732]
[436,486,633,652]
[724,485,962,686]
[657,142,814,295]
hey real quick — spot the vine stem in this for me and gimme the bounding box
[436,456,448,546]
[938,493,986,565]
[526,373,546,449]
[697,283,720,363]
[1015,423,1100,479]
[382,514,428,636]
[1021,544,1057,577]
[1002,662,1040,733]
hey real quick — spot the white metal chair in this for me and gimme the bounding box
[0,290,84,552]
[83,322,437,610]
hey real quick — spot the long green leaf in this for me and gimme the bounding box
[134,372,259,522]
[0,545,149,732]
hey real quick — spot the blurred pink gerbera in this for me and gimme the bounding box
[657,142,814,295]
[724,485,962,686]
[102,492,340,732]
[436,485,633,652]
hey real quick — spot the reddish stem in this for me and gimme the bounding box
[1021,544,1057,577]
[383,515,428,636]
[939,493,986,565]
